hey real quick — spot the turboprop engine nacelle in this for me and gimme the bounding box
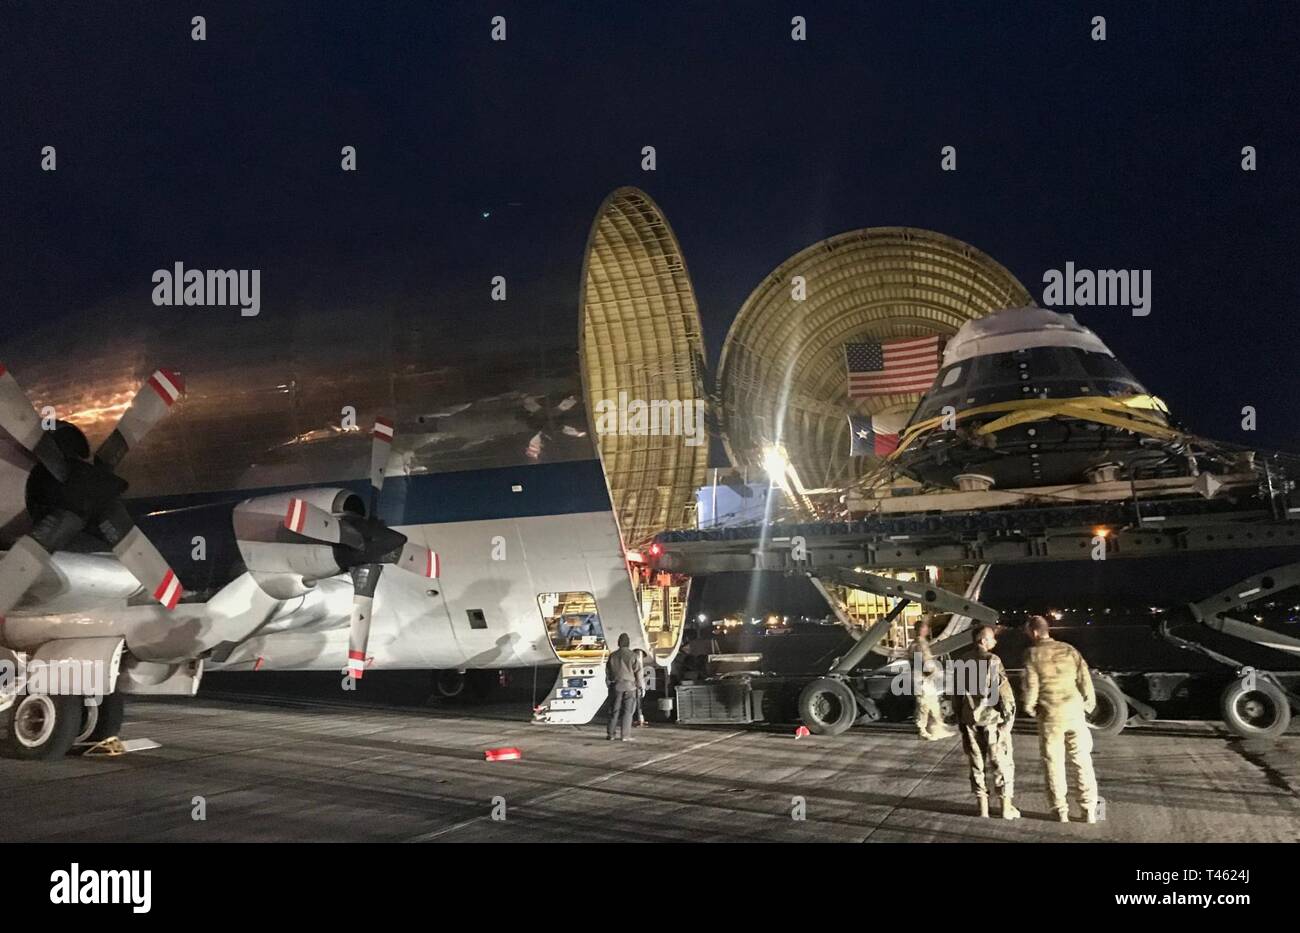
[233,487,366,599]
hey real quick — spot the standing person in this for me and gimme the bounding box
[910,619,954,740]
[956,626,1020,819]
[1022,614,1100,823]
[605,633,642,742]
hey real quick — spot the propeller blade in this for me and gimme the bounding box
[98,502,182,609]
[346,563,383,679]
[391,540,439,579]
[0,536,56,616]
[0,365,68,481]
[96,369,185,469]
[283,497,341,543]
[28,508,88,552]
[368,416,394,504]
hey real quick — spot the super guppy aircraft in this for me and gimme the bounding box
[0,187,707,758]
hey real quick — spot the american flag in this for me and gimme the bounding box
[845,336,943,400]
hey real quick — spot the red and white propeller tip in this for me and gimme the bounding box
[398,541,440,579]
[108,368,186,457]
[152,569,183,610]
[112,526,183,610]
[347,649,367,679]
[147,369,185,406]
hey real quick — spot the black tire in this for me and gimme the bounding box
[433,669,466,699]
[0,694,82,761]
[798,677,858,736]
[1087,677,1130,736]
[77,693,126,745]
[1221,677,1292,739]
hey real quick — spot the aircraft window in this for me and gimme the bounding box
[940,365,962,388]
[467,609,488,630]
[538,591,606,658]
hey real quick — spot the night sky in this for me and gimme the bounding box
[4,1,1299,450]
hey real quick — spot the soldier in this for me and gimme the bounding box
[956,625,1020,819]
[910,619,954,740]
[1022,614,1100,823]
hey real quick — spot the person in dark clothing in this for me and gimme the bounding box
[956,625,1020,820]
[606,633,642,741]
[632,648,651,726]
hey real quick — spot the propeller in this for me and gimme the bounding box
[521,393,585,461]
[282,416,439,679]
[0,366,187,616]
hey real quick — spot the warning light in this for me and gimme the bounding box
[649,542,662,557]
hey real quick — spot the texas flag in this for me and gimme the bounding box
[848,414,899,457]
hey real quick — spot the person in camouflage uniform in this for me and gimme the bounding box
[910,619,953,740]
[1023,614,1100,823]
[956,625,1020,819]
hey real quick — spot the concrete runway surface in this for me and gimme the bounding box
[2,692,1297,843]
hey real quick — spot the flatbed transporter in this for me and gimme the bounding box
[647,465,1300,739]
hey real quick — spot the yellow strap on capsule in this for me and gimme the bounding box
[888,394,1180,460]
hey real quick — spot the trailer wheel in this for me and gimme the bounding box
[1220,677,1291,739]
[0,694,82,760]
[798,678,858,735]
[77,693,126,745]
[1087,677,1129,736]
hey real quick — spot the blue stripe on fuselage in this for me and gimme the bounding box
[130,458,614,526]
[127,459,614,592]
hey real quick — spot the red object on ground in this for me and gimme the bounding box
[485,747,522,761]
[794,726,811,739]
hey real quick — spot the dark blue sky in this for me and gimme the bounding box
[4,1,1299,448]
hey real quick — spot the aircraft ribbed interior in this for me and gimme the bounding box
[718,228,1031,493]
[575,187,709,665]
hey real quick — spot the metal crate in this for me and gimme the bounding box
[675,681,764,724]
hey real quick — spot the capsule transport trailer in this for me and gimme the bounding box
[669,547,1300,738]
[980,547,1300,738]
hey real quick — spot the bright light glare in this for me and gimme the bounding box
[762,444,789,484]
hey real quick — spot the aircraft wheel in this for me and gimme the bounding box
[77,693,126,745]
[433,669,466,699]
[1221,677,1291,740]
[0,693,82,760]
[798,677,858,735]
[1087,677,1129,736]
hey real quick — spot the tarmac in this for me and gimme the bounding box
[2,688,1297,843]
